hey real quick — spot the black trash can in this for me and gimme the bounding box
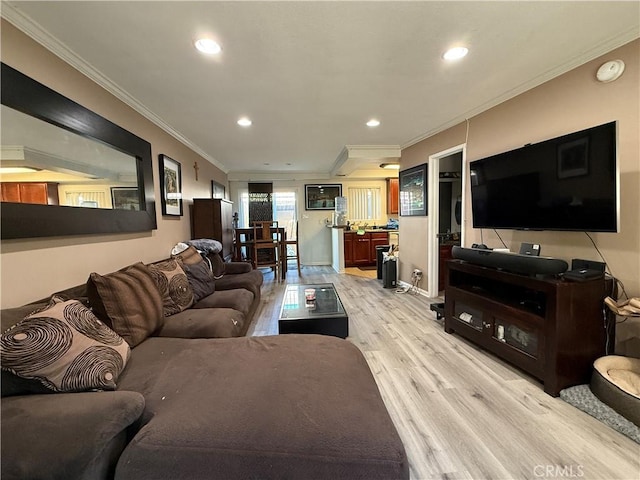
[382,255,397,288]
[376,245,391,280]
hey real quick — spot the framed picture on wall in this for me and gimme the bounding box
[212,180,225,199]
[305,184,342,210]
[111,187,140,211]
[399,163,427,216]
[159,154,183,216]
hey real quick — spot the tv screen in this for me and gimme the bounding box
[470,121,618,232]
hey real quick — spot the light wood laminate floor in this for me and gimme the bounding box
[248,266,639,480]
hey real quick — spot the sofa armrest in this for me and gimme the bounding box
[224,261,253,274]
[1,391,145,480]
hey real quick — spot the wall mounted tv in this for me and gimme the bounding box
[470,121,618,232]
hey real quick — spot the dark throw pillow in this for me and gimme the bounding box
[87,262,163,347]
[0,297,130,393]
[181,260,216,302]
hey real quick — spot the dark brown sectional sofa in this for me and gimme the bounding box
[1,248,408,479]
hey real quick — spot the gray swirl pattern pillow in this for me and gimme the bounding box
[148,259,194,316]
[0,297,130,392]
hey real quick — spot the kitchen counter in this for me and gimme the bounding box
[331,228,399,272]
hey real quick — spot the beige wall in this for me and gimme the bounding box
[1,21,228,308]
[401,39,639,353]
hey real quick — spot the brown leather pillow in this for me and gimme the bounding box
[87,262,163,347]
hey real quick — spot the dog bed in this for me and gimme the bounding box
[590,355,640,427]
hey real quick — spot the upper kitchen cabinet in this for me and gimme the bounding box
[387,178,399,215]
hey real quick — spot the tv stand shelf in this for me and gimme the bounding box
[444,260,613,396]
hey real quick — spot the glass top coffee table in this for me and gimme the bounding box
[278,283,349,338]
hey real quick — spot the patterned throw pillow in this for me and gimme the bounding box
[148,259,194,316]
[0,297,130,393]
[87,262,164,347]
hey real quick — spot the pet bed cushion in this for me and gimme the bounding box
[590,355,640,427]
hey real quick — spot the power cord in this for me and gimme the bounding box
[395,269,422,294]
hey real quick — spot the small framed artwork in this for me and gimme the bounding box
[159,154,183,216]
[305,184,342,210]
[399,163,427,216]
[212,180,225,199]
[557,137,589,179]
[111,187,140,211]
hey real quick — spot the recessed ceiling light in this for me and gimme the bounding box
[194,38,222,55]
[237,117,252,127]
[443,46,468,61]
[366,119,381,127]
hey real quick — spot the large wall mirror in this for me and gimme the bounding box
[0,63,156,239]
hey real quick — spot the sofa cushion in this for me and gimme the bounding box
[0,297,130,393]
[180,259,215,302]
[213,268,264,297]
[148,259,194,316]
[2,390,144,480]
[157,307,245,338]
[87,262,163,347]
[115,335,408,480]
[193,288,254,317]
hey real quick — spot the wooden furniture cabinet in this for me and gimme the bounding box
[1,182,59,205]
[191,198,234,260]
[344,231,390,267]
[386,178,399,215]
[444,260,613,396]
[438,244,455,292]
[344,232,354,266]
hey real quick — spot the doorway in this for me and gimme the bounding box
[426,144,466,298]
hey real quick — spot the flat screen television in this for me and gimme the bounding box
[470,121,618,232]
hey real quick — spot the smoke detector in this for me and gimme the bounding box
[596,60,625,83]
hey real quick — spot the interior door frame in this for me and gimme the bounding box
[426,143,467,298]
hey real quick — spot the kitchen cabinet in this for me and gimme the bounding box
[1,182,59,205]
[387,178,399,215]
[344,232,354,266]
[344,231,392,267]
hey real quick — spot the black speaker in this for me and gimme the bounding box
[519,242,541,256]
[452,246,568,276]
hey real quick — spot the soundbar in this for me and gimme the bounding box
[452,246,568,276]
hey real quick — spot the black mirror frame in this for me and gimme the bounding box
[1,63,157,239]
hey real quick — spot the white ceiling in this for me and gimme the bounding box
[3,1,639,179]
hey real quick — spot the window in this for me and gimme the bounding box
[238,189,297,239]
[347,187,381,222]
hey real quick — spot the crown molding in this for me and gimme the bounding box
[402,27,640,150]
[1,2,228,174]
